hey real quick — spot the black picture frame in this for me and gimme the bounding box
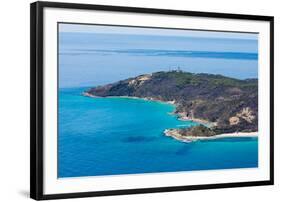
[30,1,274,200]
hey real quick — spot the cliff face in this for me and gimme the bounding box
[86,71,258,133]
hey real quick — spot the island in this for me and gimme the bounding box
[83,71,258,142]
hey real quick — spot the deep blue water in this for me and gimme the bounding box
[59,32,258,88]
[58,88,258,178]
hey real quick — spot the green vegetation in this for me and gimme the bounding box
[86,71,258,135]
[178,125,216,137]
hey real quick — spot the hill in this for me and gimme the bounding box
[85,71,258,135]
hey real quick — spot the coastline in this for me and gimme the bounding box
[164,129,258,142]
[83,91,211,124]
[83,92,175,104]
[82,92,98,98]
[175,112,217,127]
[83,91,258,143]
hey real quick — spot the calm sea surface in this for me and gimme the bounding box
[58,88,258,178]
[59,32,258,88]
[59,28,258,178]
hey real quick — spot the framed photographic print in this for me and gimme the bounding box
[30,1,274,200]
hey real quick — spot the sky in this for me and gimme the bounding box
[59,23,258,40]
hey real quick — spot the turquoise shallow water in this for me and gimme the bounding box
[58,87,258,178]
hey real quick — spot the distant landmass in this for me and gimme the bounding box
[84,71,258,140]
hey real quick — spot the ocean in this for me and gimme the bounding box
[58,88,258,178]
[59,32,258,88]
[58,26,258,178]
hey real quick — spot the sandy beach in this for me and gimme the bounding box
[82,92,98,98]
[83,93,176,105]
[164,129,258,142]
